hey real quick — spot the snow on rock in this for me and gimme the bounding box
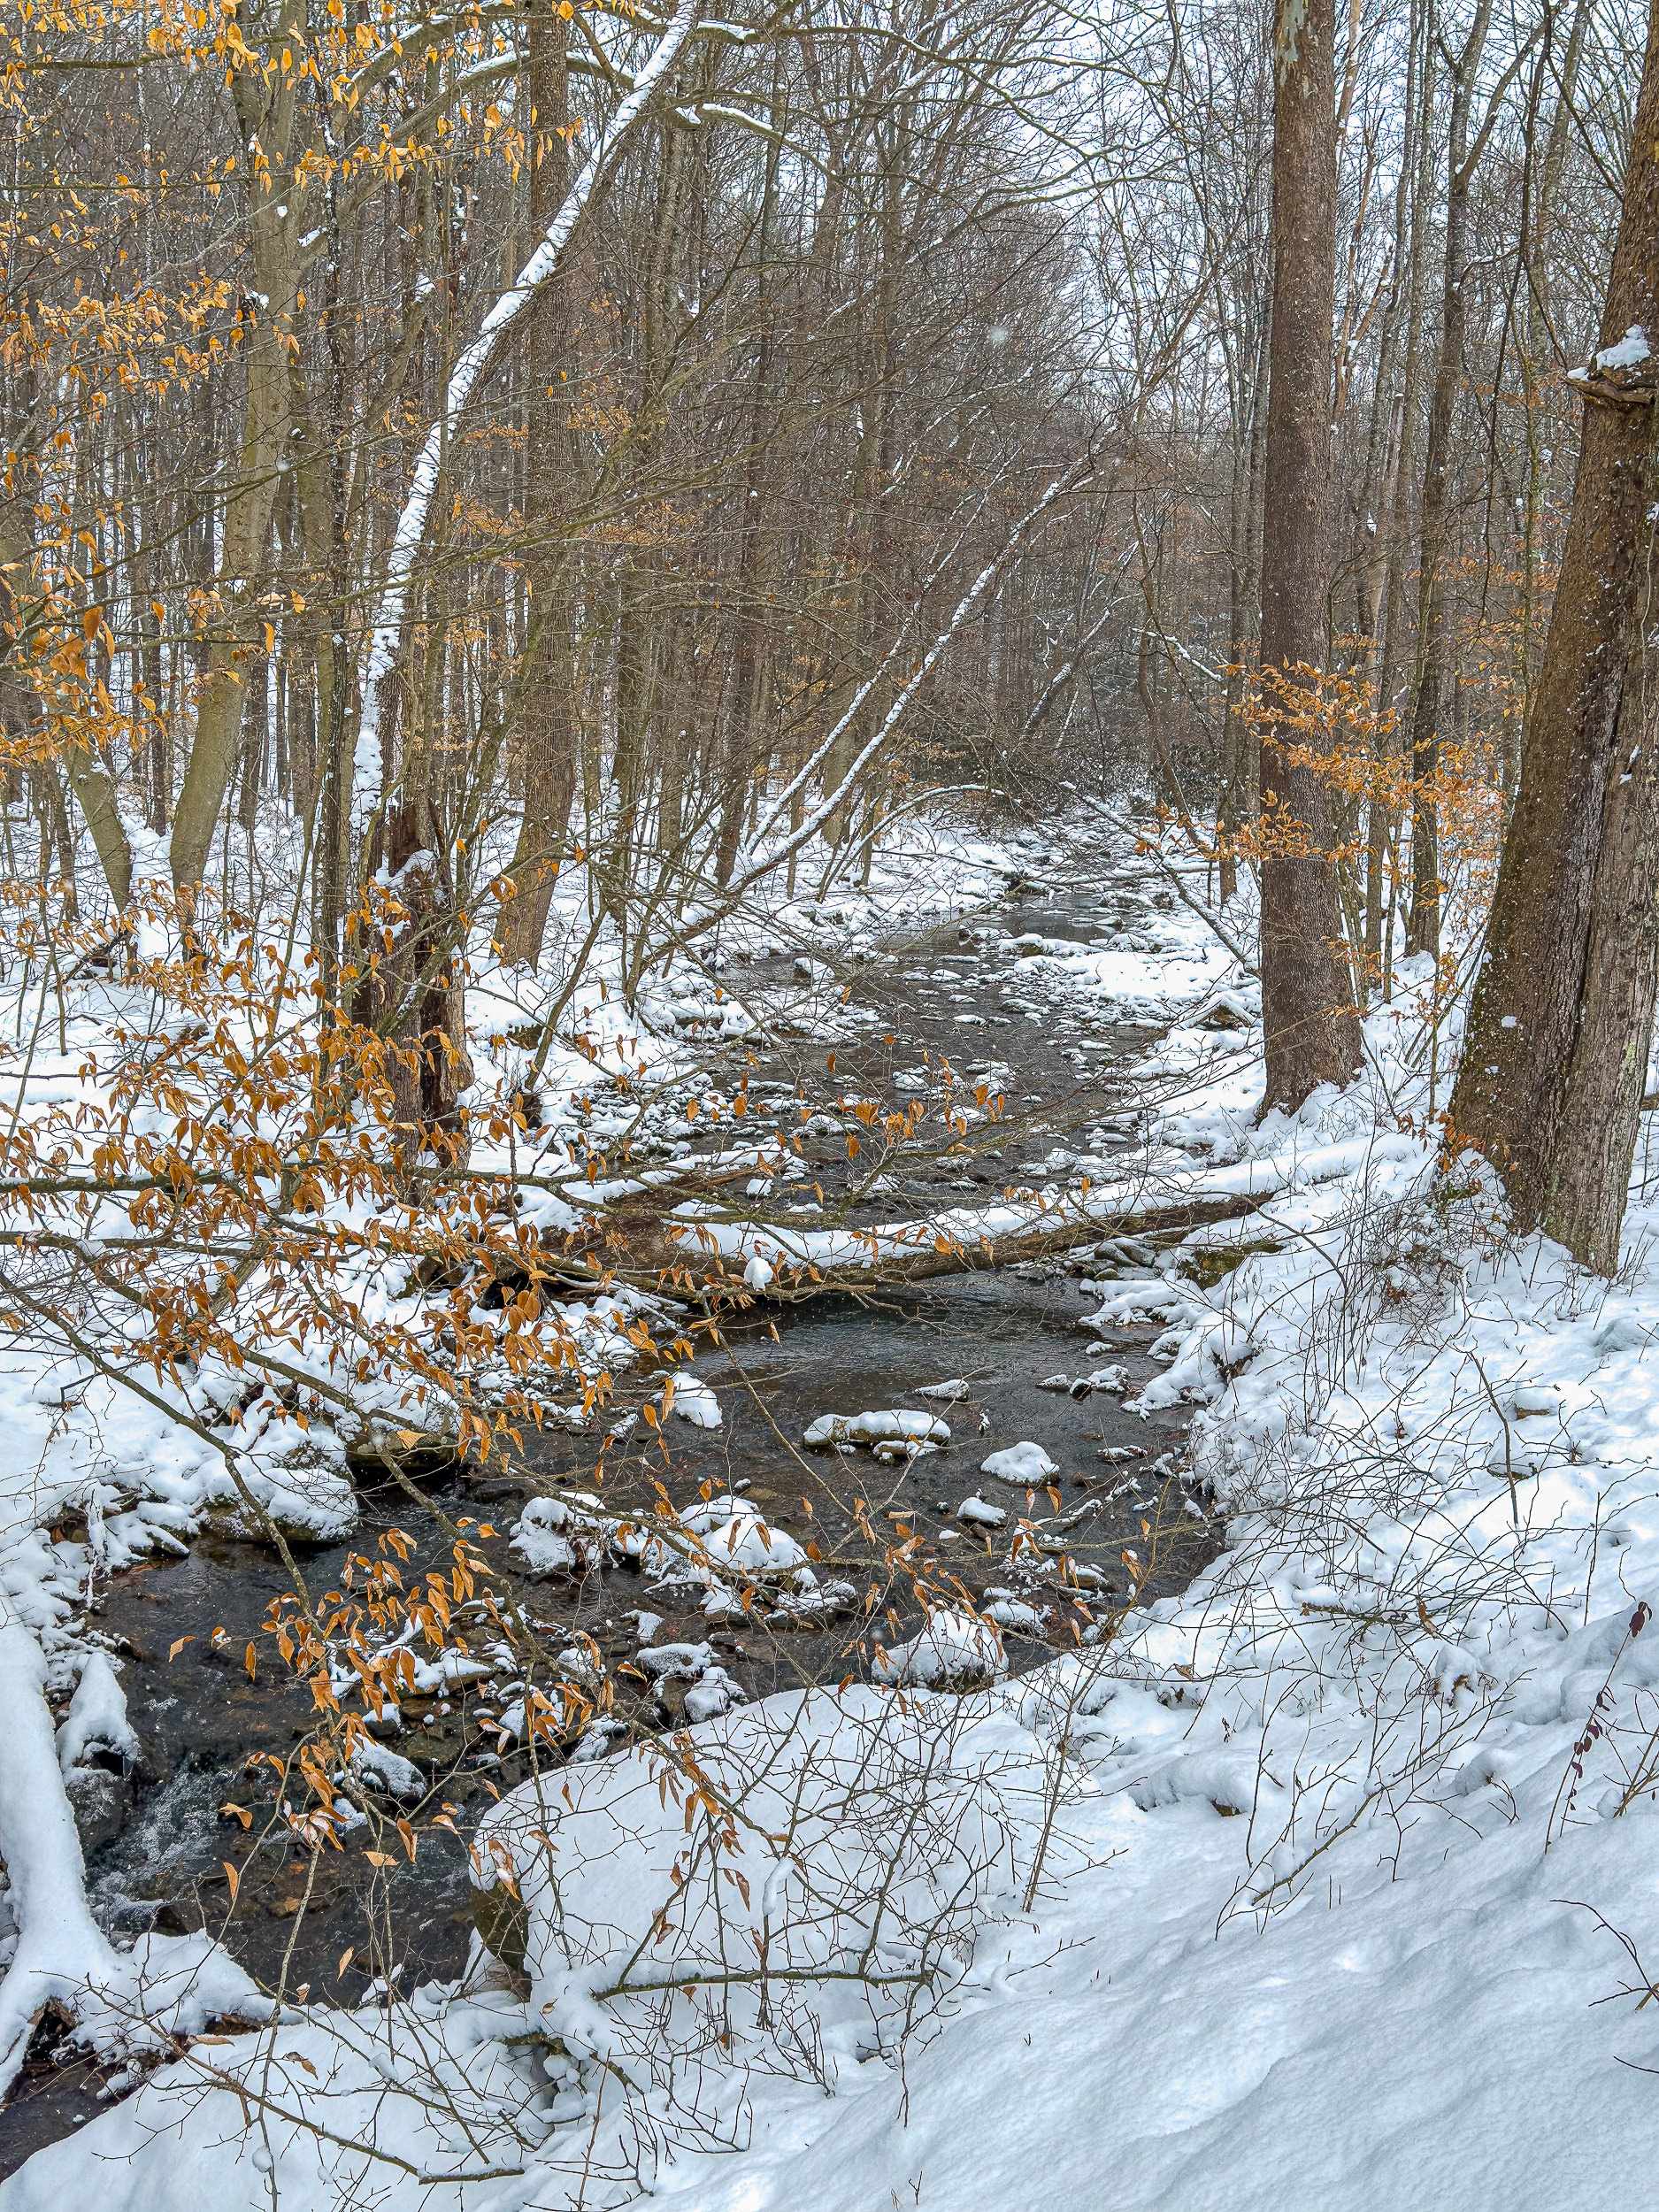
[803,1409,951,1449]
[0,1619,116,2093]
[634,1645,749,1722]
[472,1687,1043,2031]
[680,1496,808,1578]
[916,1378,972,1401]
[208,1444,358,1544]
[664,1372,721,1427]
[55,1651,142,1777]
[638,1640,717,1678]
[508,1498,577,1577]
[980,1440,1058,1485]
[507,1491,614,1578]
[956,1494,1007,1530]
[348,1741,425,1801]
[980,1594,1048,1633]
[872,1609,1005,1689]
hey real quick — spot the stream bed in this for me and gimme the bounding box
[0,838,1230,2174]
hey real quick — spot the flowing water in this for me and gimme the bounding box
[0,843,1224,2173]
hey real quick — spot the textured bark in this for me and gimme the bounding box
[1219,303,1265,909]
[357,801,475,1156]
[1257,0,1364,1111]
[1448,0,1659,1225]
[1544,482,1659,1272]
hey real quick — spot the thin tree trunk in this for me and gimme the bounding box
[1403,0,1496,961]
[1257,0,1363,1111]
[497,0,576,970]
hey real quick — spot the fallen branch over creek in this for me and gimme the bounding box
[539,1129,1421,1302]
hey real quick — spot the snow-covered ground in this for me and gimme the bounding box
[8,818,1659,2205]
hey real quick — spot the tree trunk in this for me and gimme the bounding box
[1447,0,1659,1226]
[1543,436,1659,1272]
[496,0,576,971]
[1256,0,1363,1112]
[1402,0,1494,961]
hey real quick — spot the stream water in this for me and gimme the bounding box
[0,841,1224,2174]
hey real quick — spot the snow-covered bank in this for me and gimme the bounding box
[0,803,1089,2126]
[13,825,1659,2208]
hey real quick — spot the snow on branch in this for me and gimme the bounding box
[353,0,703,827]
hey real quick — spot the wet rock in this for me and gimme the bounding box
[655,1674,690,1724]
[65,1766,132,1858]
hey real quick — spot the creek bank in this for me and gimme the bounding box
[0,828,1244,2177]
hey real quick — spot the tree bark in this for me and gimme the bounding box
[496,0,576,971]
[1543,416,1659,1273]
[1402,0,1495,961]
[1447,0,1659,1225]
[1257,0,1363,1112]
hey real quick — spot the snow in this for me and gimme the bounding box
[508,1492,619,1578]
[637,1640,716,1678]
[0,1619,115,2093]
[19,823,1659,2208]
[980,1440,1059,1485]
[664,1373,721,1428]
[678,1496,808,1578]
[1598,322,1650,370]
[349,1740,425,1801]
[955,1494,1008,1529]
[802,1409,950,1448]
[872,1609,1006,1687]
[55,1650,142,1777]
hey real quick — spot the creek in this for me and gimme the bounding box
[0,840,1228,2174]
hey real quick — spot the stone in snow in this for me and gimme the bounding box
[639,1641,716,1679]
[349,1741,425,1801]
[980,1440,1059,1485]
[55,1650,142,1777]
[1070,1365,1130,1398]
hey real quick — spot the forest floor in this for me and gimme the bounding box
[4,810,1659,2207]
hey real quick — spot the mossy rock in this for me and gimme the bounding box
[1178,1239,1283,1291]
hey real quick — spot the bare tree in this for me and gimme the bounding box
[1256,0,1364,1110]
